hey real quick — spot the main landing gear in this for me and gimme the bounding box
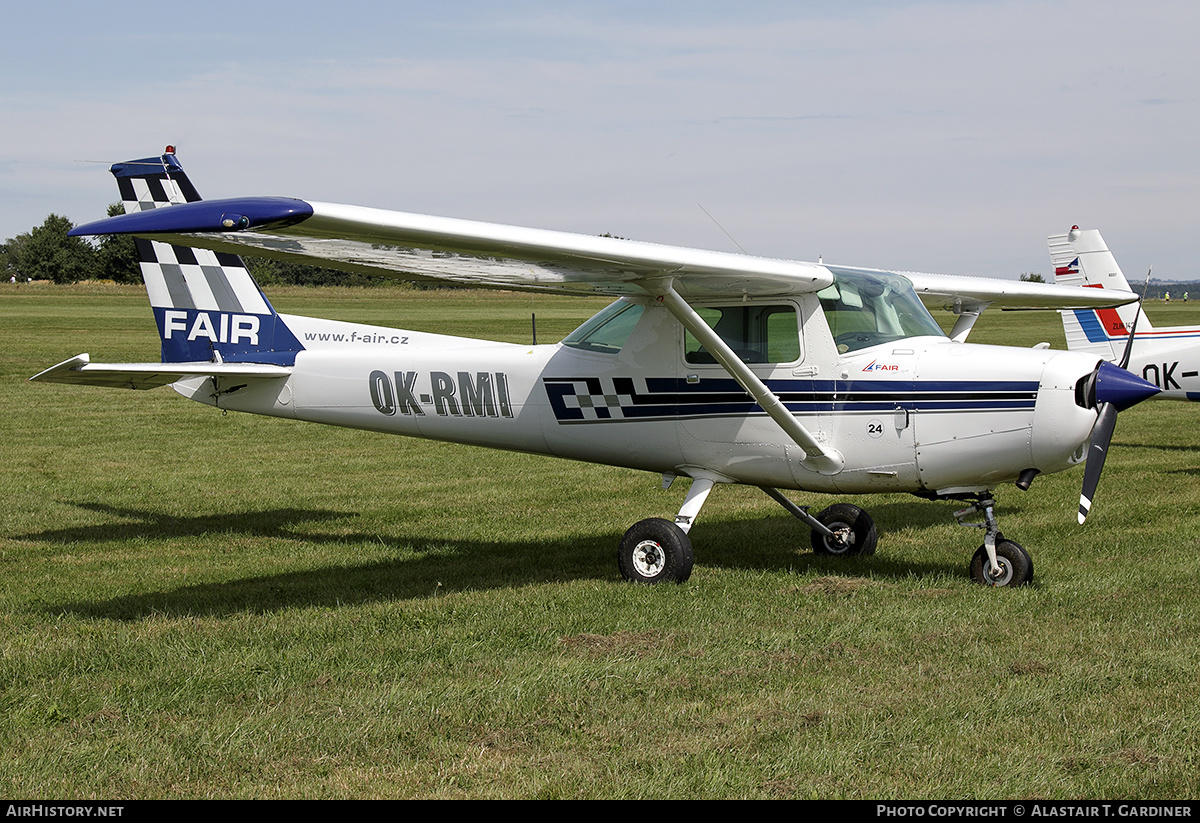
[617,518,694,585]
[617,474,716,584]
[616,480,1032,587]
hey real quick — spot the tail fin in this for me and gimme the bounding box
[115,148,303,365]
[1048,226,1146,362]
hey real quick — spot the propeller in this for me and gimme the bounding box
[1078,399,1117,524]
[1077,294,1157,524]
[1118,267,1151,371]
[1118,294,1143,370]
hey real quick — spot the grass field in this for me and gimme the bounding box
[3,281,1200,799]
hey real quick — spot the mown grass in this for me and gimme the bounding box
[2,281,1199,799]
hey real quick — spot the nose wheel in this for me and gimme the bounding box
[955,496,1034,587]
[969,538,1033,587]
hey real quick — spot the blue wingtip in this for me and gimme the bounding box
[1094,359,1162,411]
[68,197,314,237]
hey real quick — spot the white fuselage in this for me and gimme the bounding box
[175,296,1104,498]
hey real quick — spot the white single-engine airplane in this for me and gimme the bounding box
[33,149,1159,587]
[1051,225,1200,401]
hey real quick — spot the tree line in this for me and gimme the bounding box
[2,207,381,287]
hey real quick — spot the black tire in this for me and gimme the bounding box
[969,537,1033,587]
[810,503,878,556]
[618,518,694,584]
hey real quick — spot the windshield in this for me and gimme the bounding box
[818,267,946,353]
[562,299,645,354]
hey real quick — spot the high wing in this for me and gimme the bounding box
[69,197,833,299]
[69,194,1138,314]
[903,271,1140,342]
[906,271,1137,311]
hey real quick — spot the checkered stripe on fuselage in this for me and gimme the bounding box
[544,377,638,420]
[544,375,1040,423]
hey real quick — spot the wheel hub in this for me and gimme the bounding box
[632,540,666,577]
[981,556,1014,586]
[823,523,854,554]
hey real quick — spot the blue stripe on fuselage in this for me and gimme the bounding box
[544,376,1039,422]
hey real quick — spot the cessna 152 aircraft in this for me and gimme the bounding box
[33,149,1159,588]
[1051,225,1200,402]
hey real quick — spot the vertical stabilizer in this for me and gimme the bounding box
[114,148,303,365]
[1048,226,1144,362]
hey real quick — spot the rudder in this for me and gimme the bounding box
[1048,226,1144,362]
[113,148,303,365]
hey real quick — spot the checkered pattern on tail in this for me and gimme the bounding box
[114,157,199,208]
[108,150,302,365]
[114,152,271,315]
[129,237,271,315]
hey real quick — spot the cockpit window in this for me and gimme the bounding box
[562,299,645,353]
[819,267,947,353]
[684,304,800,365]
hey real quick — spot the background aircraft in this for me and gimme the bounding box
[1051,226,1200,401]
[32,150,1156,587]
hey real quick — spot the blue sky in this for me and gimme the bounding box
[4,1,1198,279]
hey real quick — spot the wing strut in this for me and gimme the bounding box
[947,298,990,343]
[655,283,844,475]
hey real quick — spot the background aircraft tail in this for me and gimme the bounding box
[1048,226,1146,362]
[113,148,303,365]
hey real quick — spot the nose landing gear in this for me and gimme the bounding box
[955,496,1034,587]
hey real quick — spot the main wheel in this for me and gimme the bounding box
[618,518,694,584]
[810,503,878,556]
[969,537,1033,587]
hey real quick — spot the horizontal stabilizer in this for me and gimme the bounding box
[29,354,291,390]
